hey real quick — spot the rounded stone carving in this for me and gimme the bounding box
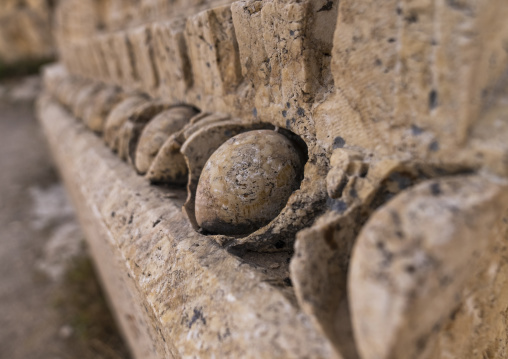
[135,106,198,174]
[195,130,304,236]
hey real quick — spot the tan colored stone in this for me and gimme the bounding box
[72,82,104,121]
[321,0,508,163]
[113,31,140,89]
[82,85,125,134]
[349,175,508,359]
[135,106,198,175]
[185,5,243,98]
[99,34,125,86]
[128,25,159,95]
[146,113,231,186]
[290,151,473,358]
[115,100,170,160]
[40,0,508,357]
[195,130,304,236]
[91,40,109,79]
[183,113,233,138]
[326,149,365,199]
[103,95,149,151]
[41,63,67,97]
[38,94,336,359]
[291,211,362,359]
[180,117,259,229]
[180,119,323,252]
[152,19,192,102]
[0,0,53,64]
[231,0,337,143]
[56,78,89,110]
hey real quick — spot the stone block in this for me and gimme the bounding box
[128,25,160,95]
[185,5,243,98]
[152,19,193,103]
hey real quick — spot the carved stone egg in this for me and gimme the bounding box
[195,130,304,236]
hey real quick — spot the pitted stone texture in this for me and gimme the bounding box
[317,0,508,165]
[195,130,304,236]
[182,4,251,116]
[185,5,242,98]
[289,153,476,359]
[54,0,508,180]
[349,176,508,359]
[41,0,508,356]
[231,0,338,147]
[38,95,337,359]
[42,64,330,251]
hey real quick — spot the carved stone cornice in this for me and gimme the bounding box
[39,0,508,358]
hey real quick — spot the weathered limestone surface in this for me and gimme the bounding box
[38,0,508,358]
[195,130,304,236]
[350,176,508,359]
[135,106,198,175]
[152,19,192,103]
[318,0,508,167]
[37,94,336,359]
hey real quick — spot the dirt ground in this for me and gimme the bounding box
[0,77,131,359]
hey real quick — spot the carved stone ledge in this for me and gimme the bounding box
[42,65,328,252]
[37,94,337,359]
[41,0,508,358]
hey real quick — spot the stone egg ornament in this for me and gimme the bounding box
[195,130,305,236]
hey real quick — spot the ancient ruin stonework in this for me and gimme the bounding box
[37,0,508,358]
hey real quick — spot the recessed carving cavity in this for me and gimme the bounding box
[195,130,305,236]
[147,113,232,185]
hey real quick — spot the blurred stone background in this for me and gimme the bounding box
[0,2,131,358]
[0,0,54,73]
